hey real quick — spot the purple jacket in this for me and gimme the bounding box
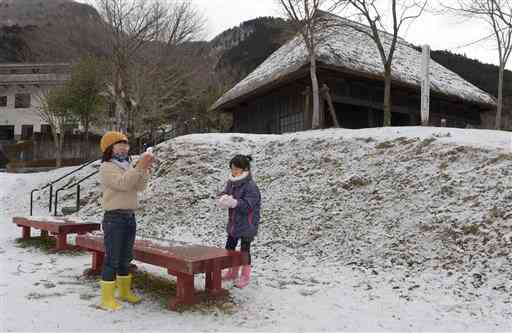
[221,174,261,239]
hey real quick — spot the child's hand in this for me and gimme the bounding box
[224,195,238,208]
[217,194,237,209]
[217,195,230,209]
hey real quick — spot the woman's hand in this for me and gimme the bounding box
[139,152,155,170]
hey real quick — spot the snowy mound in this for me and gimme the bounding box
[75,127,512,306]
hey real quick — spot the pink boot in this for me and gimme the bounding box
[235,265,251,288]
[222,266,239,281]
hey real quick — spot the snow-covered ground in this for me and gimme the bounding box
[1,127,512,332]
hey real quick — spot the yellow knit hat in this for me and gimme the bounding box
[100,131,128,153]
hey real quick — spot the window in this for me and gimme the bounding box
[15,94,31,108]
[277,96,304,133]
[335,80,349,96]
[351,83,370,100]
[21,125,33,140]
[0,125,14,141]
[280,112,304,133]
[373,87,384,102]
[40,124,52,136]
[0,96,6,107]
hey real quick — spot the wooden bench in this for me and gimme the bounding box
[76,233,247,310]
[13,216,101,252]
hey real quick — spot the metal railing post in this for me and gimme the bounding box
[30,189,35,216]
[54,190,59,216]
[49,184,53,212]
[76,185,80,213]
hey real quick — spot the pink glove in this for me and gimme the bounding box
[217,195,238,209]
[225,195,238,208]
[217,195,232,209]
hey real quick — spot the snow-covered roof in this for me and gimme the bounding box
[0,73,70,85]
[211,14,496,111]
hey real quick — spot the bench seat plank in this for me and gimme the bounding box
[13,216,100,251]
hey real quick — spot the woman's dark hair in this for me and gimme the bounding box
[229,154,252,170]
[101,145,114,162]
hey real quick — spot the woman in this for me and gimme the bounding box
[98,131,154,311]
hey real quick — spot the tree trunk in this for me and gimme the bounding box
[496,62,504,130]
[54,132,62,168]
[383,64,392,127]
[84,118,90,160]
[115,99,124,132]
[114,68,126,132]
[310,54,321,129]
[125,99,133,137]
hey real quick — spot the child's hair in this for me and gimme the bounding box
[229,154,253,170]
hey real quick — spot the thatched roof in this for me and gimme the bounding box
[211,14,495,111]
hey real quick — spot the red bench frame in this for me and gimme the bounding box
[13,216,101,251]
[76,234,247,310]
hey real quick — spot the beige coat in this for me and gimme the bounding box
[99,161,149,211]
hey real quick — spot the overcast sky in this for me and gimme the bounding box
[191,0,509,70]
[79,0,510,70]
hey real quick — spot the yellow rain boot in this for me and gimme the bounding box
[116,274,141,304]
[100,280,122,311]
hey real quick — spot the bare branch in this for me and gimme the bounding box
[444,0,512,129]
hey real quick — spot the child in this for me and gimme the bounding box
[98,131,154,311]
[217,154,261,288]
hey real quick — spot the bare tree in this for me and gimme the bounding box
[95,0,165,134]
[36,87,74,167]
[277,0,328,129]
[94,0,204,136]
[131,44,213,140]
[445,0,512,130]
[334,0,427,126]
[153,1,205,47]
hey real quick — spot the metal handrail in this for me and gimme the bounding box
[29,158,99,215]
[53,170,99,216]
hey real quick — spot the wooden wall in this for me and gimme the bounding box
[231,69,487,133]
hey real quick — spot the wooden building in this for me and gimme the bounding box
[211,14,496,134]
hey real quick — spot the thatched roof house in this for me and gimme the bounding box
[211,13,495,133]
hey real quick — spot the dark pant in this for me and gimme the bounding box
[101,210,136,281]
[225,235,252,265]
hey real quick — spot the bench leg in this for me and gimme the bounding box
[92,251,104,272]
[205,261,228,298]
[169,273,197,311]
[40,230,49,238]
[21,226,30,239]
[55,233,68,251]
[84,251,104,276]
